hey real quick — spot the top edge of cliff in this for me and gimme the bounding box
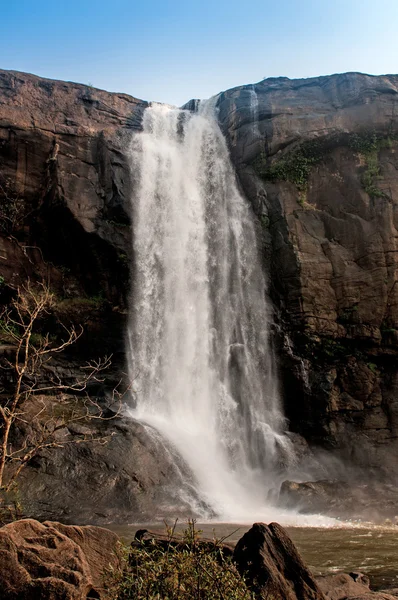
[233,70,398,90]
[0,67,147,104]
[2,67,398,112]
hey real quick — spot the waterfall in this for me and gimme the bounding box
[127,100,295,521]
[249,85,260,138]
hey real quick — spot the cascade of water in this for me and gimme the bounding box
[249,85,260,138]
[127,100,295,521]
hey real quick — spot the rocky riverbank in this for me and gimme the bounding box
[1,519,397,599]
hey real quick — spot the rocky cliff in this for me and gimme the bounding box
[0,70,198,523]
[2,68,398,521]
[217,73,398,482]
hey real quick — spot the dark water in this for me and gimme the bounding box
[109,523,398,591]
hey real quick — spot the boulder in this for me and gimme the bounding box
[0,518,120,599]
[316,572,371,599]
[233,522,325,599]
[280,479,398,521]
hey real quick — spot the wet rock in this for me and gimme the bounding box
[233,522,325,599]
[0,518,120,599]
[280,479,398,521]
[17,411,203,524]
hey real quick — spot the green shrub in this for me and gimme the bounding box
[348,132,398,199]
[0,318,19,340]
[107,523,254,600]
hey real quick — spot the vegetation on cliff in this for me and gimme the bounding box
[253,131,398,204]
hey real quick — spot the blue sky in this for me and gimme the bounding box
[1,0,398,106]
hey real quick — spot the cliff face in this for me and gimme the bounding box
[0,69,145,301]
[0,70,199,523]
[2,68,398,520]
[217,73,398,478]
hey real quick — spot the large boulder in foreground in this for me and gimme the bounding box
[233,522,325,600]
[0,518,120,599]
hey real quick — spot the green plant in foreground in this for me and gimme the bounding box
[107,522,254,600]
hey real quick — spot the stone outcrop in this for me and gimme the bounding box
[280,479,398,521]
[233,522,325,599]
[0,518,120,599]
[17,408,201,524]
[217,73,398,478]
[131,527,235,560]
[233,523,397,600]
[0,69,140,379]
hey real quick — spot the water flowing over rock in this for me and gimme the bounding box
[127,101,293,520]
[1,68,398,520]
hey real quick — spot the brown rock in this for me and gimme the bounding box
[0,518,120,599]
[233,522,325,599]
[345,595,398,599]
[316,572,371,599]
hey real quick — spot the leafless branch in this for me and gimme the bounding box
[0,281,132,491]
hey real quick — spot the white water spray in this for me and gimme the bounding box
[127,100,332,525]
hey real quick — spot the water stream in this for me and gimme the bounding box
[126,100,314,522]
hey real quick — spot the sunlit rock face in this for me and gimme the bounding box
[217,73,398,478]
[0,69,147,300]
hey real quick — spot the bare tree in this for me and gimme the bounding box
[0,281,127,491]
